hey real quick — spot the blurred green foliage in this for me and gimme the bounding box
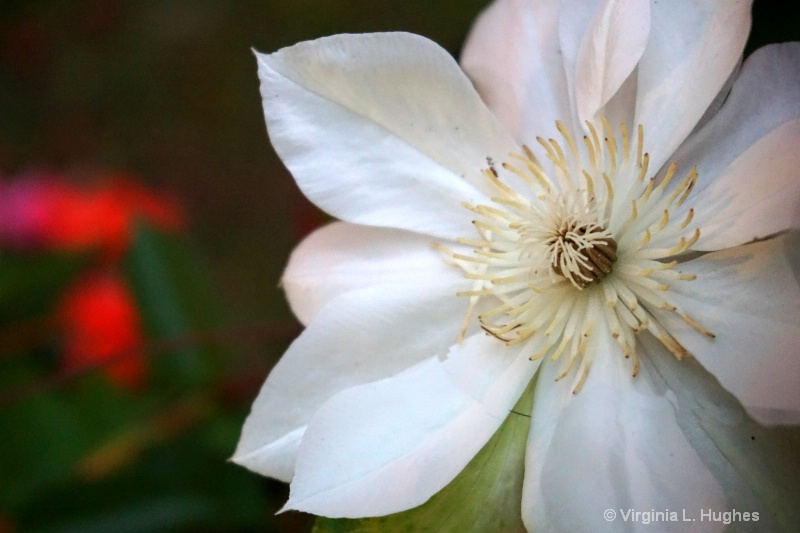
[0,221,289,531]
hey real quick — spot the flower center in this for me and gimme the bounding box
[436,119,715,393]
[548,221,617,288]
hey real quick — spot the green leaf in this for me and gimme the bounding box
[122,222,225,388]
[649,348,800,532]
[0,385,88,507]
[313,379,537,533]
[0,361,145,508]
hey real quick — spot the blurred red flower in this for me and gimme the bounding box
[1,170,185,389]
[58,272,146,390]
[0,171,184,259]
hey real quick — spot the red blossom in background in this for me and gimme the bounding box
[58,272,146,389]
[0,171,184,259]
[49,174,184,259]
[0,170,185,389]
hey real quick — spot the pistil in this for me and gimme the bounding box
[549,222,618,288]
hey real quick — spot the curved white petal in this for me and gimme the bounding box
[641,334,800,531]
[672,43,800,185]
[691,120,800,250]
[561,0,650,125]
[283,222,462,325]
[670,44,800,250]
[634,0,752,170]
[258,33,519,241]
[598,67,639,133]
[651,233,800,425]
[442,332,540,417]
[460,0,569,142]
[232,280,467,481]
[522,328,725,533]
[284,344,533,517]
[690,58,742,135]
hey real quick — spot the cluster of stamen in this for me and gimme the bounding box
[548,221,618,288]
[436,119,714,394]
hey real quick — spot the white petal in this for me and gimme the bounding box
[641,334,800,530]
[232,281,467,481]
[691,119,800,250]
[283,222,462,325]
[652,233,800,425]
[284,350,531,517]
[690,58,742,135]
[672,43,800,183]
[460,0,569,142]
[596,58,638,132]
[634,0,752,170]
[522,329,726,532]
[442,332,540,417]
[562,0,650,125]
[258,33,518,240]
[670,44,800,250]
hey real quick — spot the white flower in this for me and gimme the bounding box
[234,0,800,530]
